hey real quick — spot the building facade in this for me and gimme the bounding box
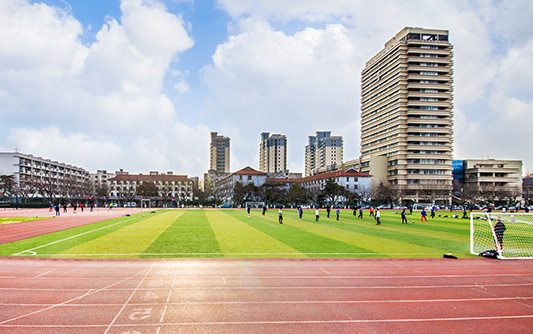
[0,151,90,200]
[360,27,454,203]
[108,171,194,204]
[259,132,288,173]
[217,166,267,204]
[210,132,230,173]
[305,131,343,176]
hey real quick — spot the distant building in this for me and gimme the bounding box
[305,131,343,176]
[217,166,267,204]
[108,171,194,203]
[359,27,454,204]
[210,132,230,173]
[259,132,287,173]
[0,151,90,200]
[457,159,522,190]
[523,174,533,206]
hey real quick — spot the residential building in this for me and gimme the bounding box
[359,27,454,203]
[259,132,287,173]
[217,166,267,204]
[523,174,533,206]
[108,171,194,203]
[210,132,230,173]
[297,169,371,194]
[463,158,522,190]
[90,170,115,188]
[305,131,343,176]
[0,151,90,199]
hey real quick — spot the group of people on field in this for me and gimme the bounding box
[49,202,95,216]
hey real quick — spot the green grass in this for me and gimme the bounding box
[0,209,474,259]
[0,217,53,225]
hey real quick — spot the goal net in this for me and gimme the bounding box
[470,212,533,259]
[245,202,265,209]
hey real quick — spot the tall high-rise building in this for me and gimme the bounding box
[360,27,453,200]
[210,132,230,173]
[305,131,343,176]
[259,132,287,173]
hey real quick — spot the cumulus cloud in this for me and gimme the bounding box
[0,0,211,176]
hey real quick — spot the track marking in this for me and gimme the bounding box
[2,296,532,307]
[320,268,331,275]
[24,252,452,256]
[222,277,227,285]
[160,305,168,322]
[2,315,531,328]
[104,262,155,334]
[2,282,533,292]
[33,269,55,278]
[0,266,150,325]
[11,216,139,256]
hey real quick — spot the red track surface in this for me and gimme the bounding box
[0,258,532,333]
[0,208,142,245]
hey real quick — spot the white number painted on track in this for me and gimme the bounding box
[141,291,159,301]
[147,280,164,287]
[128,307,152,320]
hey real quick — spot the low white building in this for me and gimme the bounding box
[217,166,267,204]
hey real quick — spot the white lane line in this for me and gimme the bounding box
[2,296,532,307]
[0,267,150,325]
[3,273,531,280]
[222,277,227,285]
[2,315,531,328]
[2,282,533,292]
[33,269,55,278]
[103,262,156,334]
[12,216,139,256]
[160,305,168,323]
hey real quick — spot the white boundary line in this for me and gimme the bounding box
[103,262,156,334]
[23,252,451,256]
[12,216,139,256]
[2,282,533,292]
[1,273,532,280]
[1,315,531,328]
[1,296,532,307]
[0,266,151,325]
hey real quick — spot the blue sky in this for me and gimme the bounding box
[1,0,532,178]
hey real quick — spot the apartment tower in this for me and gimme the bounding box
[210,132,230,173]
[305,131,343,176]
[360,27,454,200]
[259,132,287,173]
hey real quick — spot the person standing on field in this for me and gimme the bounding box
[358,207,363,219]
[494,219,506,251]
[298,206,303,220]
[315,208,320,221]
[262,205,266,215]
[370,207,375,218]
[421,208,428,223]
[327,206,331,218]
[375,208,381,225]
[247,206,251,218]
[278,208,283,224]
[401,209,408,224]
[336,208,340,221]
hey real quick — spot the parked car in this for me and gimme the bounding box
[274,203,285,208]
[124,202,136,207]
[218,204,231,208]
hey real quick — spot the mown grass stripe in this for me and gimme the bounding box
[265,210,444,257]
[53,211,175,258]
[0,214,144,257]
[227,210,379,258]
[206,210,307,258]
[140,210,223,258]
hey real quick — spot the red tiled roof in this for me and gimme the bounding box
[265,178,300,183]
[301,169,372,182]
[232,166,267,176]
[109,174,192,182]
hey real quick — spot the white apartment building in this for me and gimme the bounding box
[305,131,343,176]
[217,166,267,204]
[108,171,194,202]
[0,151,90,198]
[259,132,288,173]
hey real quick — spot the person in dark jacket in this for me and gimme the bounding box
[494,219,506,251]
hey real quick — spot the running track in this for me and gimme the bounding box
[0,258,532,333]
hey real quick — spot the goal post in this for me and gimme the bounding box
[471,212,533,259]
[245,202,265,209]
[140,198,151,217]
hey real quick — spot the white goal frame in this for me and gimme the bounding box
[245,202,265,209]
[140,198,151,217]
[470,212,533,259]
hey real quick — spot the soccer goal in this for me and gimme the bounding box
[470,212,533,259]
[140,198,151,217]
[245,202,265,209]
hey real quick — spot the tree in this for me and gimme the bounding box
[371,181,395,206]
[321,178,346,206]
[136,181,158,199]
[0,174,16,208]
[260,183,286,206]
[287,183,309,206]
[232,182,245,206]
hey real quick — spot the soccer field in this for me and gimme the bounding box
[0,208,474,258]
